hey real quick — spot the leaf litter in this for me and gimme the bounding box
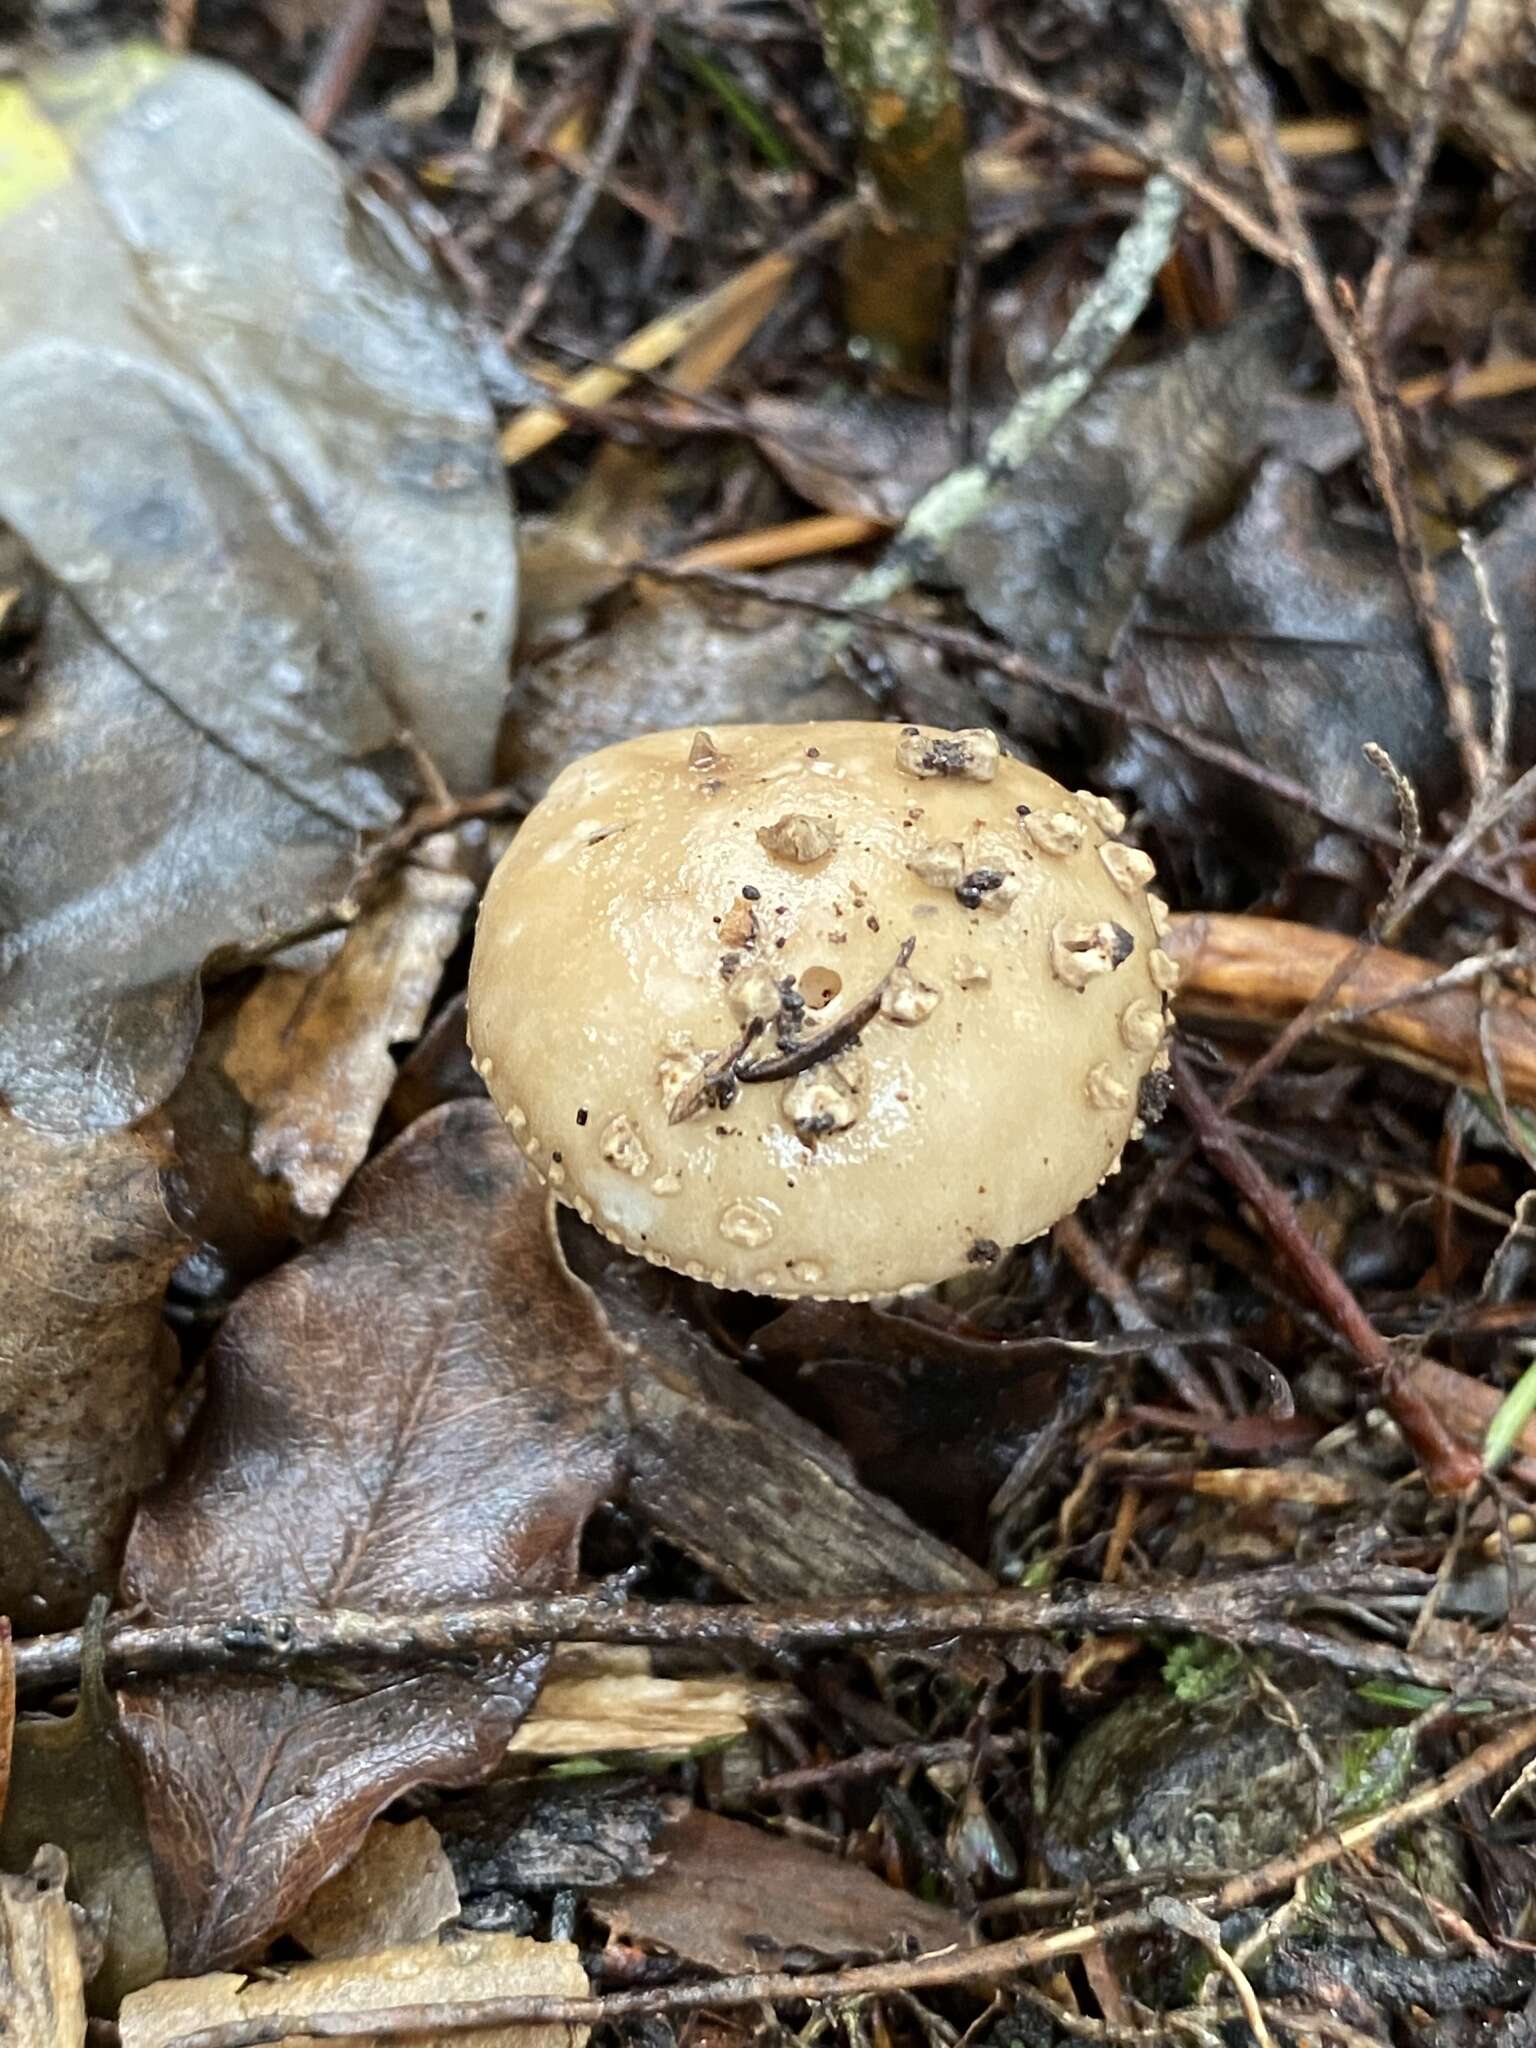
[5,0,1536,2041]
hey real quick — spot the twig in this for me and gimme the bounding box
[502,4,657,351]
[1359,0,1470,342]
[814,0,967,369]
[1052,1214,1222,1415]
[1381,756,1536,942]
[813,69,1203,659]
[24,1564,1536,1701]
[298,0,389,135]
[1462,526,1513,797]
[158,1711,1536,2046]
[1173,1048,1483,1494]
[1166,0,1487,807]
[958,51,1289,266]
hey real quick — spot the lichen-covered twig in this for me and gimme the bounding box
[814,0,967,370]
[811,69,1203,663]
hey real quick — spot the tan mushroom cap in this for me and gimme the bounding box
[467,722,1175,1300]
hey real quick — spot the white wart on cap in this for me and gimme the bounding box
[467,722,1175,1300]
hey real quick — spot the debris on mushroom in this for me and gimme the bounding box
[758,812,838,864]
[467,722,1173,1299]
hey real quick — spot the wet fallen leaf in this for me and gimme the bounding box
[120,1100,624,1970]
[290,1818,459,1961]
[0,1113,181,1613]
[0,1613,168,2012]
[0,45,514,1132]
[592,1808,964,1972]
[118,1931,589,2048]
[1107,458,1536,876]
[0,1848,90,2048]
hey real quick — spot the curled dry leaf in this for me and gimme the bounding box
[118,1930,589,2048]
[592,1807,965,1973]
[120,1100,624,1970]
[0,45,514,1132]
[169,843,479,1299]
[0,1113,181,1614]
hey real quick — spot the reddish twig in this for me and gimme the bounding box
[298,0,389,135]
[1173,1048,1482,1495]
[1358,0,1470,343]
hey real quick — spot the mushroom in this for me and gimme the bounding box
[467,722,1174,1300]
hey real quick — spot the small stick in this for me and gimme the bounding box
[1359,0,1470,343]
[737,938,915,1083]
[298,0,388,135]
[1173,1048,1482,1495]
[502,5,657,352]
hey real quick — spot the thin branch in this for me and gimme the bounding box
[298,0,388,135]
[1359,0,1470,342]
[1173,1048,1483,1495]
[23,1563,1536,1702]
[502,4,658,351]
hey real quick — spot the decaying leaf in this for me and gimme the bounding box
[437,1775,682,1900]
[120,1101,624,1970]
[118,1931,590,2048]
[289,1818,459,1961]
[500,574,870,799]
[592,1808,965,1972]
[0,1848,90,2048]
[0,44,514,1132]
[0,1112,181,1611]
[1107,459,1536,878]
[0,1612,168,2012]
[168,842,479,1296]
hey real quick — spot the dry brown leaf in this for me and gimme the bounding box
[0,1848,90,2048]
[0,1114,181,1611]
[592,1808,964,1973]
[221,837,477,1225]
[290,1818,459,1961]
[121,1100,624,1970]
[118,1931,589,2048]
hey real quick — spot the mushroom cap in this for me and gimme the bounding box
[467,722,1175,1299]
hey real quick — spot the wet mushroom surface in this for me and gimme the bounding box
[467,721,1175,1298]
